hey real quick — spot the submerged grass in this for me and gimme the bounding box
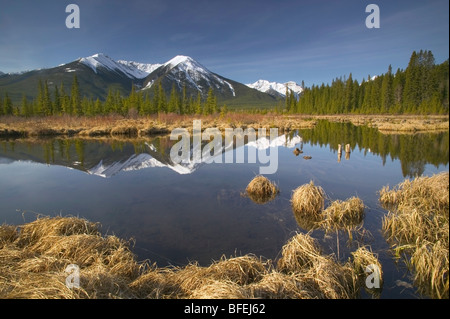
[0,215,382,299]
[380,172,449,299]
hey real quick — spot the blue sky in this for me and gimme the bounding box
[0,0,448,86]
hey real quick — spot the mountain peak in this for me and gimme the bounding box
[247,80,303,98]
[79,53,159,79]
[164,55,194,67]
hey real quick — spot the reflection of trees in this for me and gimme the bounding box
[1,123,447,178]
[299,120,449,178]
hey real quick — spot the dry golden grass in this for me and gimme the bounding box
[0,216,142,299]
[277,232,323,273]
[291,181,325,217]
[380,172,449,299]
[320,197,365,233]
[0,215,383,299]
[290,181,365,234]
[351,246,383,298]
[2,114,446,139]
[248,271,313,299]
[277,232,359,299]
[245,175,279,204]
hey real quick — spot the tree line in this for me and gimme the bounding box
[0,76,222,117]
[0,50,448,117]
[288,50,449,115]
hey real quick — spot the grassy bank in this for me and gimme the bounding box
[0,114,448,139]
[0,214,381,299]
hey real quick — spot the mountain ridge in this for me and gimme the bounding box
[0,53,284,108]
[247,79,303,98]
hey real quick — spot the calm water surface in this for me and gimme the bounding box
[0,121,448,298]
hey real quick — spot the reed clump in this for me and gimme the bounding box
[380,172,449,299]
[276,232,360,299]
[351,246,383,297]
[320,197,365,233]
[245,175,279,204]
[290,181,365,233]
[291,181,325,217]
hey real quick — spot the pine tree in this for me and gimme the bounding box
[70,75,81,115]
[285,86,290,112]
[3,93,13,115]
[21,94,29,117]
[104,88,115,114]
[0,93,3,116]
[168,84,179,113]
[60,82,71,114]
[205,88,217,115]
[43,81,52,115]
[36,79,44,115]
[180,84,188,115]
[381,65,394,113]
[94,98,103,115]
[344,73,356,113]
[392,68,405,113]
[53,85,61,115]
[158,82,166,113]
[141,91,151,115]
[195,91,202,114]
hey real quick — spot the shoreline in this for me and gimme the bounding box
[0,114,448,139]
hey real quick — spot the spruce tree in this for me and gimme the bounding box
[205,88,217,115]
[392,68,405,113]
[21,94,29,117]
[3,93,13,115]
[157,81,166,113]
[60,82,70,114]
[70,75,81,115]
[94,98,103,115]
[53,85,61,115]
[36,80,44,115]
[104,88,115,114]
[195,91,202,114]
[403,51,420,112]
[43,81,52,115]
[0,93,3,116]
[344,73,354,113]
[381,65,394,113]
[168,84,179,113]
[180,84,188,115]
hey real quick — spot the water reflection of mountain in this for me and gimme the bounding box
[297,120,449,177]
[0,134,303,178]
[0,121,447,178]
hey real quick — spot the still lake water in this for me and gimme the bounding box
[0,120,448,298]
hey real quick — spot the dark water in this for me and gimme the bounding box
[0,120,448,298]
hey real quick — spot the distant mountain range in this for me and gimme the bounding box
[0,54,303,109]
[246,80,303,99]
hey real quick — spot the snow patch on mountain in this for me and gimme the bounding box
[247,80,303,98]
[160,55,235,96]
[79,53,159,79]
[117,60,162,77]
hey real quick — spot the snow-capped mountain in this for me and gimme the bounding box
[142,55,236,98]
[79,53,161,79]
[247,80,303,98]
[0,53,279,107]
